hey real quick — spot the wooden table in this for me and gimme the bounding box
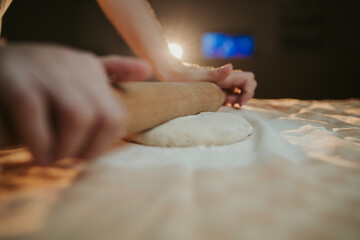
[1,99,359,240]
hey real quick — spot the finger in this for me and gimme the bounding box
[7,86,53,165]
[238,79,257,106]
[101,55,153,82]
[217,71,257,105]
[52,88,96,160]
[225,95,238,105]
[79,107,127,160]
[187,63,232,82]
[238,91,253,105]
[61,59,129,159]
[207,63,233,82]
[217,71,254,89]
[75,73,128,159]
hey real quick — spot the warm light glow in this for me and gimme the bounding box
[233,87,242,94]
[233,103,241,109]
[225,102,242,109]
[168,43,183,59]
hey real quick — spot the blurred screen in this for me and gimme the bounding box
[202,33,254,59]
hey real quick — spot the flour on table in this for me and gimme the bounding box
[127,112,253,147]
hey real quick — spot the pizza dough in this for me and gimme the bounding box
[127,112,253,147]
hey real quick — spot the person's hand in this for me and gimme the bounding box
[155,59,257,107]
[216,69,257,107]
[0,44,152,165]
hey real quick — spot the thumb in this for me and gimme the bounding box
[101,55,153,82]
[190,63,233,83]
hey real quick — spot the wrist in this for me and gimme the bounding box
[153,52,184,82]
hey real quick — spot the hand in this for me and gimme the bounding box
[0,44,152,165]
[217,70,257,107]
[155,59,257,107]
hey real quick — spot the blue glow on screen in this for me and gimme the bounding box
[202,33,254,59]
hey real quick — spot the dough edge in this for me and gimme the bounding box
[127,112,253,147]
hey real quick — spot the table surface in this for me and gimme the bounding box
[0,98,359,240]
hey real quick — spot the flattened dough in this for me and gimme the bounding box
[127,112,253,147]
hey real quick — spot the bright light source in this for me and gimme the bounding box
[168,43,183,59]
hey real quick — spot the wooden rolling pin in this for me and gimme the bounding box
[0,82,225,149]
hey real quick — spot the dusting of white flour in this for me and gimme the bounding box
[98,108,306,170]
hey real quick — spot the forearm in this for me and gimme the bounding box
[97,0,178,74]
[96,0,257,105]
[0,0,13,35]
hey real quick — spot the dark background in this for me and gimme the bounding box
[2,0,359,99]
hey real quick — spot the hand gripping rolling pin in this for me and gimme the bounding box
[0,82,225,149]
